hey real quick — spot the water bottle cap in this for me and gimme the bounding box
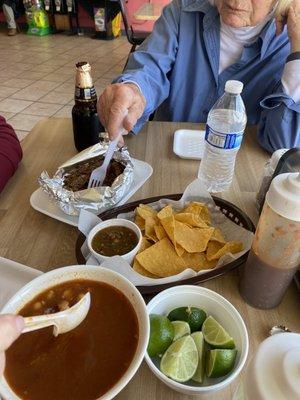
[225,80,244,94]
[244,333,300,400]
[266,172,300,221]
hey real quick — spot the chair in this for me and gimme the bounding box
[118,0,150,68]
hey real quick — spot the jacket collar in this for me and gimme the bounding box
[182,0,212,12]
[182,0,214,14]
[182,0,219,31]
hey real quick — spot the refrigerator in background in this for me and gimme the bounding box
[23,0,51,36]
[92,0,121,39]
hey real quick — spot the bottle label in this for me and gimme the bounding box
[205,125,243,149]
[75,87,96,101]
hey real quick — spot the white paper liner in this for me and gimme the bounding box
[78,179,254,286]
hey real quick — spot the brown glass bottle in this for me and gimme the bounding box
[72,62,104,152]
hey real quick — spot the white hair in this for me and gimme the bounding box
[275,0,292,16]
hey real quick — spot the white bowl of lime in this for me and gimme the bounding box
[145,285,249,397]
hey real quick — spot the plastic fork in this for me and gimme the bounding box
[88,111,128,189]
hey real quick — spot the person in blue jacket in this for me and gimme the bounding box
[98,0,300,153]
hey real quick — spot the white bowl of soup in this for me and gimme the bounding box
[0,265,149,400]
[87,219,142,265]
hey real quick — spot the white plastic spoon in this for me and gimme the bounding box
[22,292,91,337]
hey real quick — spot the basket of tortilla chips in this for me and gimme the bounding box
[76,179,255,295]
[132,202,244,279]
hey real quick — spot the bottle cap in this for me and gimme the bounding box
[225,80,244,94]
[244,333,300,400]
[266,172,300,221]
[75,62,94,90]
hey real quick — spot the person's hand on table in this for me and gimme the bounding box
[98,83,146,145]
[276,0,300,53]
[0,315,24,375]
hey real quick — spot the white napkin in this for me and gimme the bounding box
[78,179,254,286]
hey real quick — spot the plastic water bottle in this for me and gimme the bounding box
[198,80,247,192]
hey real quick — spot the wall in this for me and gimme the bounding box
[126,0,155,32]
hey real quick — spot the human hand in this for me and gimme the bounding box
[0,315,24,375]
[98,83,146,144]
[276,0,300,53]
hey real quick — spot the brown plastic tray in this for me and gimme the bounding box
[75,194,255,298]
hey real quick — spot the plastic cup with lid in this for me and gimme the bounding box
[234,333,300,400]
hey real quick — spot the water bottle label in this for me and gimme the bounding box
[205,125,243,149]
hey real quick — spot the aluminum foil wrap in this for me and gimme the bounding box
[38,141,134,216]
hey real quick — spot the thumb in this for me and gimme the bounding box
[123,101,145,132]
[117,135,125,148]
[0,315,24,351]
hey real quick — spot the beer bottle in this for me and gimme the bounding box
[72,62,104,151]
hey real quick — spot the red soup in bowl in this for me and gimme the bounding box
[5,279,139,400]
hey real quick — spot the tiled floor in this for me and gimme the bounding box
[0,30,130,141]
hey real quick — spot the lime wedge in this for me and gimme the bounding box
[191,332,205,383]
[147,314,174,357]
[206,349,237,378]
[202,316,235,349]
[172,321,191,341]
[160,335,198,382]
[168,307,207,332]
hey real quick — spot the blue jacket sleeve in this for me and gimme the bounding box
[257,81,300,152]
[113,0,181,132]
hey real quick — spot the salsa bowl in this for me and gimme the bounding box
[87,218,142,264]
[0,265,149,400]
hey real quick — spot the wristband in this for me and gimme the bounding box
[287,52,300,63]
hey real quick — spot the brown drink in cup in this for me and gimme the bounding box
[240,173,300,309]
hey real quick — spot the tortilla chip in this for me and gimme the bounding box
[206,241,243,261]
[140,203,157,213]
[211,228,226,243]
[183,202,211,225]
[145,217,158,242]
[133,258,158,278]
[157,205,173,220]
[206,241,223,260]
[175,212,208,228]
[134,236,158,278]
[182,252,217,272]
[136,238,186,277]
[199,206,211,225]
[136,204,157,220]
[139,237,152,252]
[154,225,167,241]
[206,241,224,260]
[135,214,145,230]
[159,216,185,256]
[174,221,214,253]
[183,202,205,212]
